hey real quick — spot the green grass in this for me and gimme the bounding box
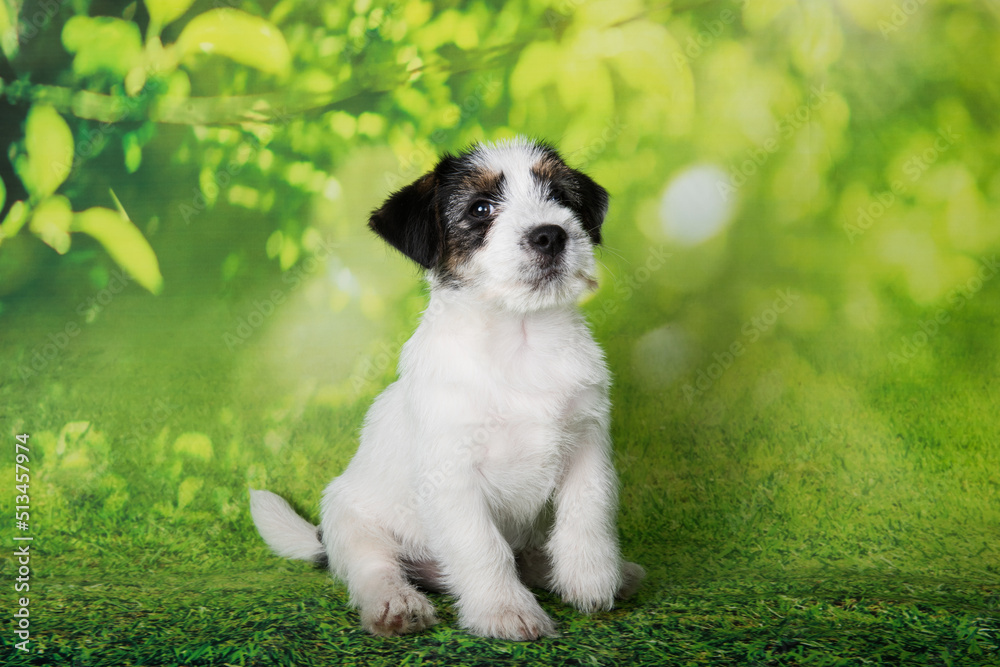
[2,570,996,666]
[1,266,999,666]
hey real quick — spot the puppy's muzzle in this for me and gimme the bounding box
[528,224,568,258]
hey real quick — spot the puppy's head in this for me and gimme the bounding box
[369,137,609,312]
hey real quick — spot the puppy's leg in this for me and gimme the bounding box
[322,501,437,636]
[518,546,644,600]
[426,482,557,641]
[547,427,644,611]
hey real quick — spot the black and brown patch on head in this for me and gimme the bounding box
[369,148,506,282]
[531,144,609,245]
[368,170,444,269]
[436,153,506,282]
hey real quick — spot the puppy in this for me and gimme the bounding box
[250,137,644,641]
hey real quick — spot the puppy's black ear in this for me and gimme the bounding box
[369,172,443,269]
[569,169,609,245]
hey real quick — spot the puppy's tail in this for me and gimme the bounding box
[249,489,326,565]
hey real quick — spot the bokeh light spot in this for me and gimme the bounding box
[632,325,693,388]
[659,164,736,246]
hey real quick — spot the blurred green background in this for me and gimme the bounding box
[1,0,998,664]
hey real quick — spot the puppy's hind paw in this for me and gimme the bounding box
[616,561,645,600]
[361,587,438,637]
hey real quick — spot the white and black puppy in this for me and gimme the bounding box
[250,137,644,641]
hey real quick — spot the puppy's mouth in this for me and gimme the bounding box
[536,266,562,283]
[526,266,598,293]
[527,261,566,288]
[578,271,599,291]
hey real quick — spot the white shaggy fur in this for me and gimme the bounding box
[250,137,643,640]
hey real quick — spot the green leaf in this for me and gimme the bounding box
[145,0,197,31]
[177,476,204,511]
[62,16,143,79]
[14,105,74,200]
[175,9,291,76]
[0,229,43,297]
[123,133,143,174]
[71,207,164,294]
[174,432,214,460]
[29,195,74,255]
[0,201,29,239]
[0,175,5,212]
[0,0,16,61]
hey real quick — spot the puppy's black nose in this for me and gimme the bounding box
[528,225,567,257]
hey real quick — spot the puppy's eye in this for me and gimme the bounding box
[469,200,494,219]
[547,188,565,204]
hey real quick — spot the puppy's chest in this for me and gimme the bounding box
[485,325,604,421]
[465,325,607,504]
[497,312,604,383]
[412,309,608,493]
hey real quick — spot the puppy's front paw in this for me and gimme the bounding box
[360,587,438,637]
[559,569,619,613]
[566,593,615,614]
[464,600,557,641]
[561,560,644,612]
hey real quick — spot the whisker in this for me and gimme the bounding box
[593,257,620,284]
[596,244,628,264]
